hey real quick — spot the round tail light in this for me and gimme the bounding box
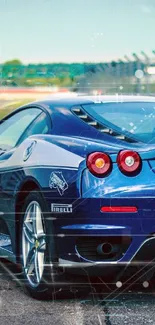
[117,150,141,174]
[87,152,112,177]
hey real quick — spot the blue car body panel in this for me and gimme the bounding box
[0,95,155,274]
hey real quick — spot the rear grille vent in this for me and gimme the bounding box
[72,106,137,143]
[76,236,132,262]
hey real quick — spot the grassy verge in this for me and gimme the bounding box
[0,99,35,119]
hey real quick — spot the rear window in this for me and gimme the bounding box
[83,102,155,144]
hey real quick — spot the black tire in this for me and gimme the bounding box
[19,190,66,299]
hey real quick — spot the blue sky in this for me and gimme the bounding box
[0,0,155,63]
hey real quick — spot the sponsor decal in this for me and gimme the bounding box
[23,141,36,161]
[51,203,72,213]
[49,171,68,196]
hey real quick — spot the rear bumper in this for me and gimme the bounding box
[57,236,155,280]
[45,196,155,276]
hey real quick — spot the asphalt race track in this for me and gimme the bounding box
[0,260,155,325]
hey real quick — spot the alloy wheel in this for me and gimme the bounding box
[22,201,46,287]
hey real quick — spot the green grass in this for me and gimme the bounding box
[0,99,35,120]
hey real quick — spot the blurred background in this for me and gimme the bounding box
[0,0,155,117]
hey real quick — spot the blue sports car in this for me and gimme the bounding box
[0,95,155,298]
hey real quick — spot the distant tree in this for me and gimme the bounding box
[3,59,22,66]
[2,59,23,79]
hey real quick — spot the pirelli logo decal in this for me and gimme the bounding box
[51,203,73,213]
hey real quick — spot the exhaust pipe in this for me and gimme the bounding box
[97,242,119,256]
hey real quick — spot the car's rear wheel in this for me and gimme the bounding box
[19,191,63,299]
[19,190,92,299]
[22,199,46,287]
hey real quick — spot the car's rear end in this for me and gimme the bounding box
[55,99,155,278]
